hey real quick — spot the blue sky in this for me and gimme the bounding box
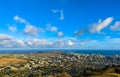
[0,0,120,49]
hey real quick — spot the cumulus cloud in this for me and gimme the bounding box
[0,34,13,40]
[9,26,17,32]
[0,40,14,47]
[2,33,120,49]
[0,34,15,47]
[50,26,58,32]
[13,15,62,36]
[57,32,63,37]
[16,40,27,47]
[13,15,45,36]
[0,34,27,48]
[48,41,54,46]
[24,24,39,36]
[110,21,120,31]
[58,40,65,47]
[14,15,28,24]
[1,33,120,49]
[0,34,46,48]
[47,24,58,32]
[90,17,113,33]
[27,39,46,47]
[67,40,74,46]
[0,34,77,48]
[48,40,65,48]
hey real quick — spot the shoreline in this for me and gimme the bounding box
[0,50,119,56]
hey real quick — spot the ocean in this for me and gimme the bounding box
[0,49,120,56]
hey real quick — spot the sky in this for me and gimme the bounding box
[0,0,120,49]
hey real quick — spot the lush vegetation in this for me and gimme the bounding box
[0,65,120,77]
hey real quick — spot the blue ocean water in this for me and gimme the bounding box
[0,50,119,56]
[63,50,120,56]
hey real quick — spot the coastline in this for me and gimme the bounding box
[0,50,119,56]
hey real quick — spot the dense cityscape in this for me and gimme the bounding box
[0,51,119,77]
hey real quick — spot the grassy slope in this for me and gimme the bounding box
[93,68,120,77]
[0,58,27,66]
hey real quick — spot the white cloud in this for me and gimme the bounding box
[0,34,27,48]
[48,41,54,46]
[0,40,13,47]
[0,34,13,40]
[24,24,39,36]
[14,15,38,35]
[1,33,120,49]
[16,40,27,47]
[47,24,58,32]
[0,34,47,48]
[67,40,74,46]
[110,21,120,31]
[27,39,46,47]
[9,26,17,32]
[90,17,113,33]
[57,32,63,37]
[59,10,64,21]
[14,15,45,36]
[0,34,76,48]
[52,9,64,21]
[14,15,28,24]
[59,40,65,47]
[0,34,14,47]
[51,9,59,13]
[74,29,84,37]
[50,26,58,32]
